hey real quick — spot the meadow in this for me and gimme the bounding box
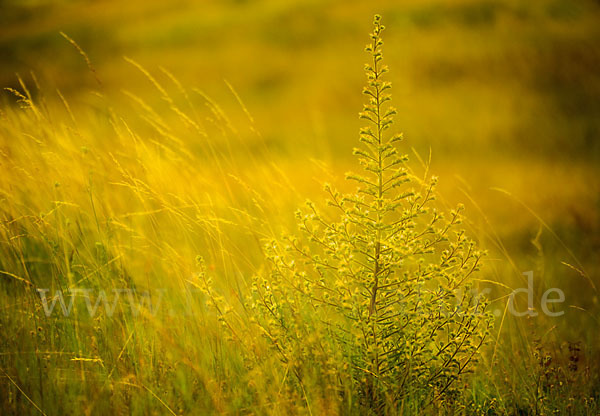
[1,0,599,414]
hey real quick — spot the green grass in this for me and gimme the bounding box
[0,1,599,414]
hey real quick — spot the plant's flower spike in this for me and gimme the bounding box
[201,14,496,412]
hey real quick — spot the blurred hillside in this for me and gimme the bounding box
[2,0,599,155]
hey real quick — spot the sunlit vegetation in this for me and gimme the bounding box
[1,1,599,414]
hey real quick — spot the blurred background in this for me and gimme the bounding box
[1,0,599,327]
